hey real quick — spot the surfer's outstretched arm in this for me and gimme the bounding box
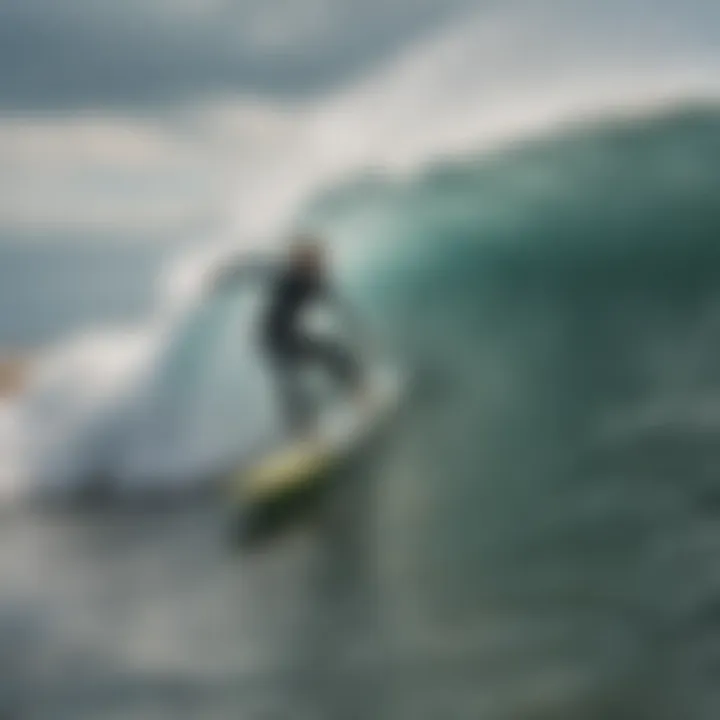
[207,255,277,295]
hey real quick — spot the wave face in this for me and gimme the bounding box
[294,104,720,717]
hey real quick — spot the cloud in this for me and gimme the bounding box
[0,98,309,239]
[0,0,476,111]
[0,115,221,237]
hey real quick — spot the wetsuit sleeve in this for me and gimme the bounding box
[207,256,277,295]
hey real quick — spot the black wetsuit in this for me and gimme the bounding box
[261,265,358,431]
[263,265,322,352]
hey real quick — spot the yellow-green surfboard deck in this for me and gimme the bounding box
[229,437,338,505]
[228,367,404,508]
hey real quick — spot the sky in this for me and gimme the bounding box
[0,0,479,247]
[0,0,718,250]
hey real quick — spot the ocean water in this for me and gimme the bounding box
[0,244,175,350]
[3,103,720,718]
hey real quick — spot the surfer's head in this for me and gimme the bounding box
[290,233,325,275]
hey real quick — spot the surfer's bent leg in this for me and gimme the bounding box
[264,330,361,434]
[300,336,361,391]
[265,337,312,434]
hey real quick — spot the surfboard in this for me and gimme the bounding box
[227,365,405,508]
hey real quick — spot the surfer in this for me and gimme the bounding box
[209,235,364,434]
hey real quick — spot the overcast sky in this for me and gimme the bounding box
[0,0,482,111]
[1,0,718,248]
